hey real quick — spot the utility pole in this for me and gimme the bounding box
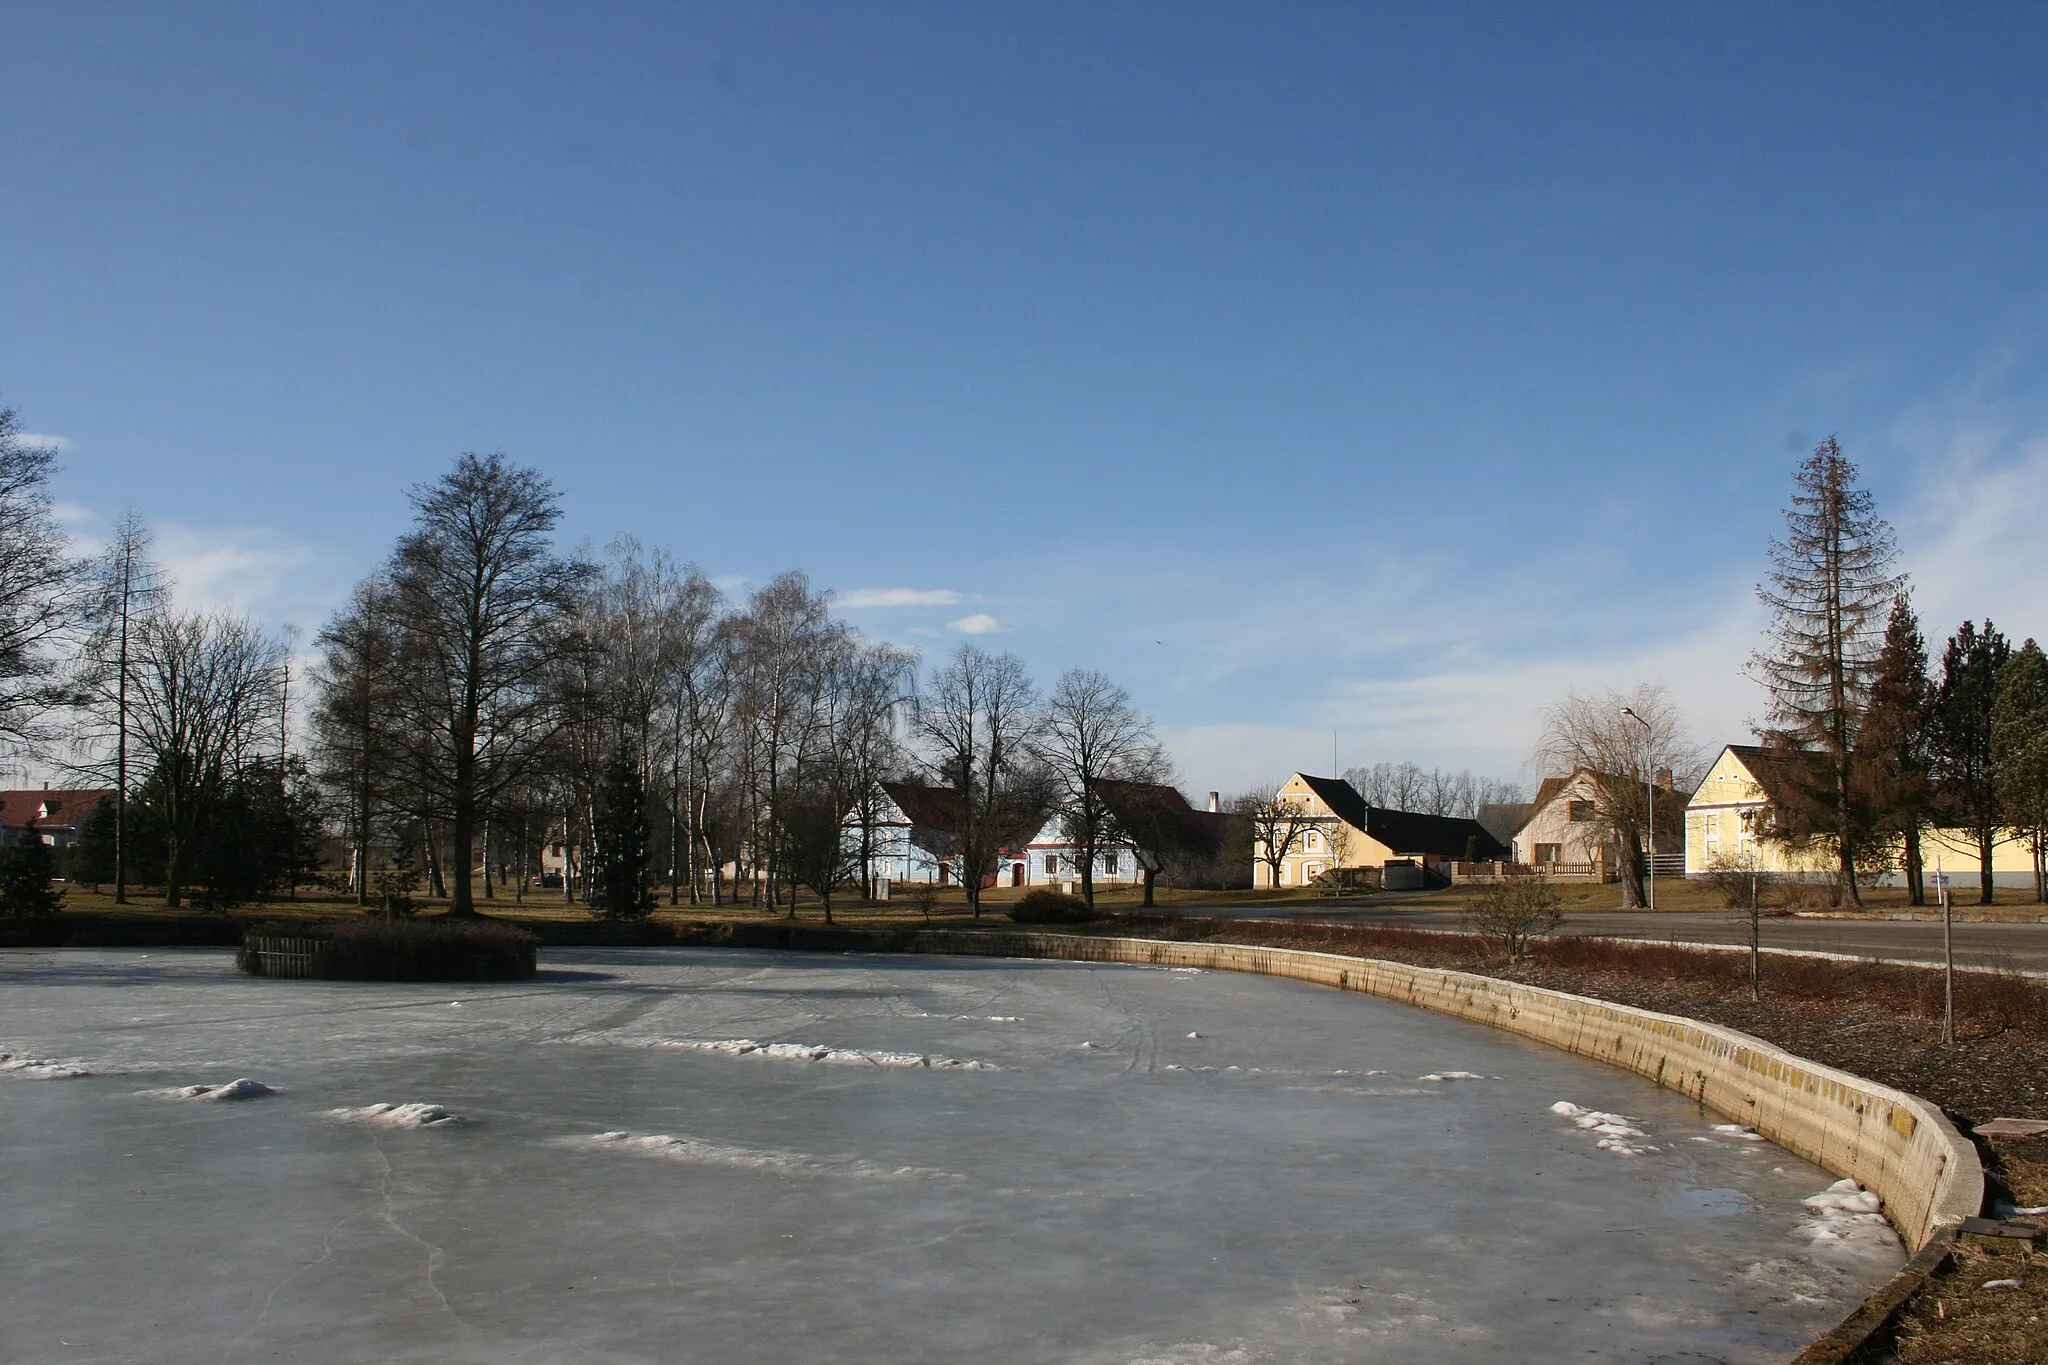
[1937,855,1955,1045]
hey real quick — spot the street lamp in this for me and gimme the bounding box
[1620,707,1654,911]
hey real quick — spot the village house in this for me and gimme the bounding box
[1684,743,2040,888]
[0,788,115,848]
[1509,768,1684,880]
[1254,773,1506,889]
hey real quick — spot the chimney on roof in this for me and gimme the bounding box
[1655,767,1674,791]
[1208,791,1220,813]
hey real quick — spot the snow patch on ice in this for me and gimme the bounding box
[149,1078,277,1102]
[1417,1071,1486,1082]
[1712,1123,1767,1141]
[0,1049,92,1079]
[574,1131,966,1183]
[604,1037,998,1070]
[1797,1179,1900,1254]
[1551,1100,1659,1155]
[325,1102,465,1128]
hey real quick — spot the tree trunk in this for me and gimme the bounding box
[1904,825,1925,905]
[1079,839,1095,907]
[446,802,475,914]
[1980,831,1997,905]
[1142,866,1158,908]
[163,832,183,908]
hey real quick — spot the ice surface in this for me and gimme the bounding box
[324,1101,465,1127]
[0,946,1904,1365]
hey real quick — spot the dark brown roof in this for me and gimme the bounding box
[1719,744,1824,806]
[878,781,964,832]
[1295,774,1509,860]
[1475,802,1533,845]
[1092,779,1226,855]
[0,788,115,832]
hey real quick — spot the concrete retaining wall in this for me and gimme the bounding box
[912,930,1981,1254]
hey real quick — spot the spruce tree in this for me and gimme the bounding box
[0,833,64,917]
[1853,595,1934,902]
[589,745,654,920]
[1992,639,2048,904]
[1751,437,1905,905]
[1932,620,2011,904]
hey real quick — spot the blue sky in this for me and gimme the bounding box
[6,3,2047,791]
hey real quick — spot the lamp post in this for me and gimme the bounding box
[1621,707,1654,911]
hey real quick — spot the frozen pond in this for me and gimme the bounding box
[0,946,1903,1363]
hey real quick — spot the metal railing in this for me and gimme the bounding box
[245,936,328,979]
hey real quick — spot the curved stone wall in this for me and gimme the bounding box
[911,930,1981,1253]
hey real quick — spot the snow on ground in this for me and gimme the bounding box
[1798,1179,1900,1253]
[603,1037,1000,1070]
[147,1079,277,1102]
[1550,1100,1659,1156]
[1417,1071,1489,1081]
[0,1049,92,1079]
[324,1102,465,1128]
[573,1130,967,1183]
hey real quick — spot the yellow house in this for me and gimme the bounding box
[1685,744,2037,887]
[1253,773,1507,889]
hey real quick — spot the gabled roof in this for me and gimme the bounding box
[1294,774,1509,860]
[1712,744,1824,807]
[0,788,115,832]
[1092,779,1226,855]
[878,781,963,832]
[1475,802,1532,845]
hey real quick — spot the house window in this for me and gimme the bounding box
[1568,801,1595,824]
[1534,843,1562,865]
[1102,852,1119,875]
[1045,854,1060,875]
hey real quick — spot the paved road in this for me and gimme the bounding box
[1158,900,2048,973]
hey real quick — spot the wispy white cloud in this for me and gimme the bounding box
[1894,425,2048,643]
[155,523,321,618]
[946,612,1004,635]
[17,432,71,451]
[837,587,964,609]
[51,501,94,527]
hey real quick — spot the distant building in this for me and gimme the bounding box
[1254,774,1506,889]
[0,788,115,848]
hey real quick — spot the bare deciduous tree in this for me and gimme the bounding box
[118,612,286,907]
[73,512,171,903]
[1534,684,1699,908]
[1034,669,1168,907]
[914,644,1046,917]
[0,407,93,760]
[1241,783,1317,890]
[384,452,587,916]
[310,577,400,906]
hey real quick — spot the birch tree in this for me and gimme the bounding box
[1034,668,1168,906]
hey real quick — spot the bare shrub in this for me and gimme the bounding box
[1461,878,1564,960]
[1699,859,1779,909]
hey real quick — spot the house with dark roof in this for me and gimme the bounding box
[0,788,115,848]
[1684,744,2037,887]
[1510,768,1682,879]
[1256,773,1506,890]
[847,780,966,886]
[1016,780,1237,894]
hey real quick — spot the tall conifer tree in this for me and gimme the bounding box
[1991,638,2048,903]
[1854,595,1934,902]
[1932,620,2011,904]
[1751,437,1905,905]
